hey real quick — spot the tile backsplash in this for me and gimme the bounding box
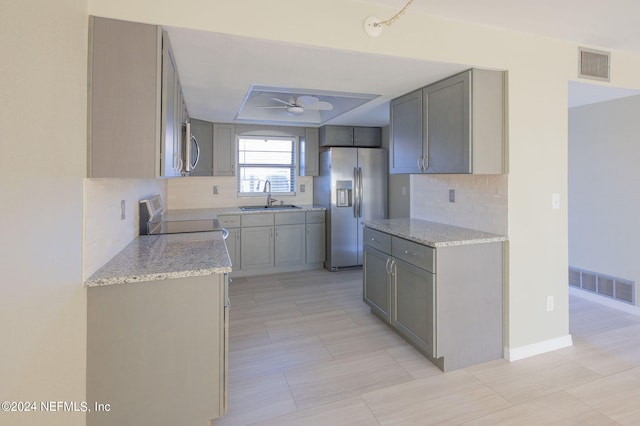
[411,174,507,235]
[166,176,314,209]
[84,178,167,279]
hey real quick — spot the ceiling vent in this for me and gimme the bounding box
[578,47,610,81]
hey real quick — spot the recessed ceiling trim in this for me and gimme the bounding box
[235,84,380,126]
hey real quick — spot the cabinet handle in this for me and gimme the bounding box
[404,250,417,257]
[391,259,397,275]
[416,157,422,172]
[385,257,391,274]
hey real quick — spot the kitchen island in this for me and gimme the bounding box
[363,218,507,371]
[85,231,231,426]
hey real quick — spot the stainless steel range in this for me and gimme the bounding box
[139,194,226,237]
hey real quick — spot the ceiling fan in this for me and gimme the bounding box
[259,95,334,116]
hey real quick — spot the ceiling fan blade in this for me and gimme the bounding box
[271,97,294,106]
[258,105,288,109]
[296,95,319,107]
[303,101,333,111]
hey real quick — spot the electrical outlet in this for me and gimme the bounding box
[213,185,219,195]
[120,200,126,220]
[546,295,554,312]
[552,193,560,209]
[449,189,455,203]
[300,184,305,192]
[401,186,407,196]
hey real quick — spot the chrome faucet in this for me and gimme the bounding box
[263,180,276,206]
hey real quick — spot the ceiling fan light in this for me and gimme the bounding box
[287,106,304,115]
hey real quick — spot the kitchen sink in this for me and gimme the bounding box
[240,204,302,211]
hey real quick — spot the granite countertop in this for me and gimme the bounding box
[162,205,324,220]
[365,218,507,248]
[85,231,232,287]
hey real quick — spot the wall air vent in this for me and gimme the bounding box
[569,266,635,305]
[578,47,610,81]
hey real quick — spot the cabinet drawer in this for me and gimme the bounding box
[241,213,274,227]
[364,227,391,254]
[275,212,306,225]
[392,237,435,273]
[305,210,325,223]
[218,215,241,228]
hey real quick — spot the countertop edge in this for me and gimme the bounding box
[85,266,232,287]
[365,219,508,248]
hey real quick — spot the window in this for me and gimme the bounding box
[237,136,296,196]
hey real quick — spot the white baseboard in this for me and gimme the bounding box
[570,287,640,316]
[505,334,573,362]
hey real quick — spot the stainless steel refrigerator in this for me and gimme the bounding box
[314,147,387,270]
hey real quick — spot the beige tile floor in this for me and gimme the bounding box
[213,269,640,425]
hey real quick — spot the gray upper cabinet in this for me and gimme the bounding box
[160,31,181,177]
[389,90,423,174]
[319,125,381,147]
[424,72,470,174]
[299,127,319,176]
[390,69,505,175]
[88,16,162,178]
[213,124,236,176]
[88,17,187,178]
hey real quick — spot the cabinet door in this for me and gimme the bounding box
[391,258,436,357]
[306,222,325,264]
[225,228,241,271]
[424,71,470,174]
[363,246,391,322]
[300,127,319,176]
[240,226,273,269]
[213,124,235,176]
[89,17,161,178]
[190,119,214,176]
[275,224,306,266]
[161,32,181,177]
[319,125,354,146]
[354,127,381,147]
[390,90,423,174]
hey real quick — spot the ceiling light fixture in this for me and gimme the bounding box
[363,0,415,38]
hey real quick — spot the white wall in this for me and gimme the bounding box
[569,95,640,304]
[0,1,88,425]
[84,179,167,279]
[85,0,629,356]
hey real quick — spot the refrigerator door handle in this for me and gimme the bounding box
[357,167,363,218]
[353,166,359,218]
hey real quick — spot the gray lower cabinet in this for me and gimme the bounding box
[228,210,325,274]
[275,224,306,266]
[225,228,241,269]
[391,257,435,357]
[240,225,274,270]
[218,215,241,270]
[87,274,227,425]
[363,226,503,372]
[363,245,391,322]
[305,210,326,264]
[306,222,326,264]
